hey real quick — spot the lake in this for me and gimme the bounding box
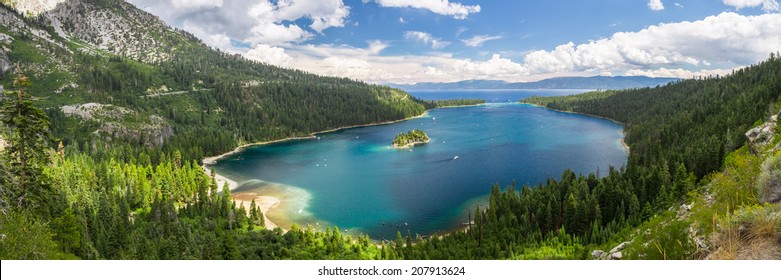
[210,90,627,240]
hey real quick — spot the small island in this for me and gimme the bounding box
[392,129,430,149]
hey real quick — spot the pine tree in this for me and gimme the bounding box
[248,199,257,230]
[0,72,52,210]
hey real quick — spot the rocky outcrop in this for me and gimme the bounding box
[2,0,67,17]
[39,0,180,64]
[4,0,184,64]
[758,156,781,205]
[591,250,607,260]
[592,241,631,260]
[746,110,781,153]
[96,115,173,147]
[0,47,11,75]
[61,103,174,147]
[745,110,781,204]
[61,102,130,120]
[746,122,776,150]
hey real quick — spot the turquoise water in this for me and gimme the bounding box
[211,101,627,239]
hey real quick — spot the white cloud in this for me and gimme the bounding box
[648,0,665,11]
[245,0,350,44]
[128,0,350,45]
[244,44,293,66]
[723,0,780,11]
[376,0,480,19]
[181,21,236,51]
[626,67,735,78]
[674,2,684,8]
[405,31,450,49]
[519,12,781,76]
[366,40,389,54]
[461,34,503,47]
[271,0,350,33]
[451,54,526,77]
[455,26,469,37]
[171,0,223,10]
[424,66,447,77]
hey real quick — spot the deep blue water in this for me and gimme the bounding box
[211,91,626,240]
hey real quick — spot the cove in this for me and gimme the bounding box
[210,101,628,240]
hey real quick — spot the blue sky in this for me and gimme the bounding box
[128,0,781,84]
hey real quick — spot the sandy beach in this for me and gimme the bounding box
[232,192,282,230]
[619,133,631,153]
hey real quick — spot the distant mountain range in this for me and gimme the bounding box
[388,76,680,91]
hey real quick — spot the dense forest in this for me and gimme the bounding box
[3,55,779,259]
[46,49,428,163]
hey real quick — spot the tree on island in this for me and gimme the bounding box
[392,129,430,149]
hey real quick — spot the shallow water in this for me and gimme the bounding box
[212,95,627,239]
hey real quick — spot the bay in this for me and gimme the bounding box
[211,90,627,239]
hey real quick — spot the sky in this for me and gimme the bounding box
[125,0,781,84]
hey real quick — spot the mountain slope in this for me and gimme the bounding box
[0,0,427,160]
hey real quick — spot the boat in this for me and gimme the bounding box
[453,156,459,160]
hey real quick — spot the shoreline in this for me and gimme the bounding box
[520,102,630,153]
[434,103,487,109]
[519,102,625,126]
[201,111,430,232]
[202,111,430,167]
[392,140,430,149]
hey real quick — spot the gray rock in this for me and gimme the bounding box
[592,250,607,260]
[0,48,11,74]
[746,122,776,152]
[747,127,760,140]
[760,174,781,204]
[609,251,623,260]
[609,241,631,254]
[677,203,693,219]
